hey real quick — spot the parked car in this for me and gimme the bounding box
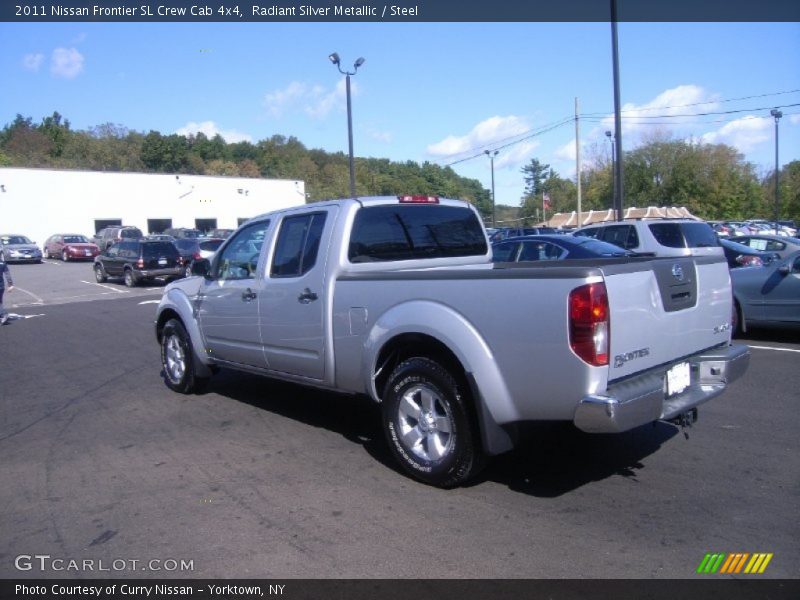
[143,234,176,242]
[732,251,800,334]
[0,234,42,263]
[43,234,100,261]
[574,219,721,258]
[174,237,225,277]
[92,226,143,251]
[489,226,557,243]
[94,239,183,287]
[731,234,800,260]
[164,227,201,239]
[208,228,235,239]
[718,237,779,269]
[492,234,632,262]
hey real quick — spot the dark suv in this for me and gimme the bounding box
[163,227,201,239]
[92,226,143,251]
[94,240,183,287]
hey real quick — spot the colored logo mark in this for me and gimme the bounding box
[696,553,773,574]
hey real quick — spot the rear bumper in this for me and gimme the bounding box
[137,267,183,279]
[574,343,750,433]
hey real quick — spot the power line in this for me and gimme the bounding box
[442,117,574,167]
[581,102,800,122]
[581,88,800,117]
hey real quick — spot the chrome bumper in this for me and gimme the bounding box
[574,343,750,434]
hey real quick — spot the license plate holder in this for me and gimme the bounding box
[158,258,167,266]
[666,361,691,397]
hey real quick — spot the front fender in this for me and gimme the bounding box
[362,300,519,430]
[156,286,213,378]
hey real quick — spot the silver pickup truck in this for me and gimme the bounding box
[155,196,749,487]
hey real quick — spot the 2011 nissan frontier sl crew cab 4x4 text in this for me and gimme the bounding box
[155,196,750,487]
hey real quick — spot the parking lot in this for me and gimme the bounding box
[1,260,798,579]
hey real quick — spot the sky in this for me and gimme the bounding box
[2,20,799,212]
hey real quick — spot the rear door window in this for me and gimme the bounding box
[271,213,327,278]
[142,242,178,258]
[601,225,639,249]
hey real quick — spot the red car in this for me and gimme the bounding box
[43,234,100,261]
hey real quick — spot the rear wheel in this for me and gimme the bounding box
[382,357,485,488]
[161,318,209,394]
[124,268,137,287]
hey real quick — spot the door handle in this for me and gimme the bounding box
[242,288,257,301]
[298,288,318,304]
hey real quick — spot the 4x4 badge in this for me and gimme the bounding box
[672,263,685,281]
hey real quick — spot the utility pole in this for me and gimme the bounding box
[770,108,782,233]
[610,0,624,221]
[575,97,582,229]
[484,149,498,227]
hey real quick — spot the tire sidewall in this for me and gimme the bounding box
[382,358,476,487]
[124,269,136,287]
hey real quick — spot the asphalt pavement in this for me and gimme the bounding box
[0,261,798,579]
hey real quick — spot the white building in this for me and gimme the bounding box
[0,167,307,246]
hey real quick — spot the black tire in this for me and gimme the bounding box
[94,263,107,283]
[161,318,209,394]
[124,268,138,288]
[733,299,743,336]
[382,357,485,488]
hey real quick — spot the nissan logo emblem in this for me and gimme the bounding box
[672,264,685,281]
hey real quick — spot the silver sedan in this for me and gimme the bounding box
[732,251,800,333]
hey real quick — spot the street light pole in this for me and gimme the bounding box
[770,108,782,233]
[606,130,615,209]
[484,149,498,227]
[329,52,365,198]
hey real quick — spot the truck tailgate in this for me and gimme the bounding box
[601,256,733,382]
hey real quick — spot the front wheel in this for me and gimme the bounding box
[62,250,69,262]
[161,318,208,394]
[382,357,485,488]
[94,263,107,283]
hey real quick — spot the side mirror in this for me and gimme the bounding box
[192,258,211,277]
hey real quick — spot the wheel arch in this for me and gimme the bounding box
[155,291,213,378]
[364,301,517,455]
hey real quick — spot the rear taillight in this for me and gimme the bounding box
[569,283,609,367]
[137,258,144,268]
[193,251,202,260]
[735,255,762,267]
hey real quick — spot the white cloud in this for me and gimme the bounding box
[50,47,84,79]
[367,128,392,143]
[700,115,772,153]
[22,53,44,72]
[263,79,350,120]
[599,84,718,134]
[495,141,539,170]
[790,114,800,126]
[175,121,253,144]
[554,139,578,162]
[426,115,531,157]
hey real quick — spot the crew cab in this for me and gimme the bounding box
[155,196,749,487]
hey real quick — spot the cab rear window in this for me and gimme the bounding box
[348,205,487,263]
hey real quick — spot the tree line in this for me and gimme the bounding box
[0,112,491,215]
[518,132,799,225]
[1,112,798,225]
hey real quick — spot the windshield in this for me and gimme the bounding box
[2,236,33,245]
